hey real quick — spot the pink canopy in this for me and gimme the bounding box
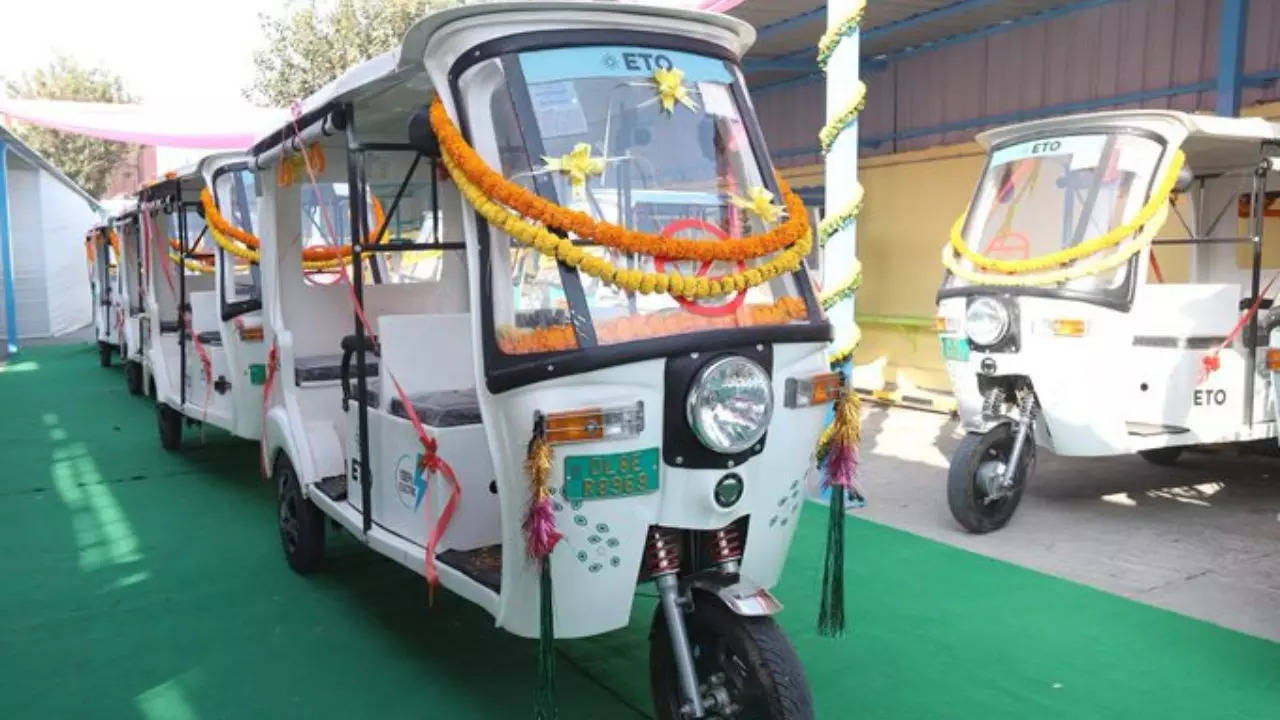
[0,98,283,150]
[0,1,741,150]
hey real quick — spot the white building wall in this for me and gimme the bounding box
[2,159,49,339]
[38,169,96,336]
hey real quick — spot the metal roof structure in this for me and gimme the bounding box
[735,0,1091,89]
[722,0,1279,169]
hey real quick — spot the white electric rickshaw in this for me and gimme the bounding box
[249,3,834,717]
[138,156,269,450]
[937,110,1280,533]
[86,223,122,367]
[110,209,147,394]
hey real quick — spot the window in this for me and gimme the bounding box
[213,168,261,307]
[944,132,1164,296]
[459,46,817,357]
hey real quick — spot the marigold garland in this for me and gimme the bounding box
[276,144,326,188]
[498,297,808,354]
[441,150,811,299]
[819,80,867,155]
[820,266,862,311]
[199,187,387,265]
[818,183,864,247]
[428,96,810,263]
[942,198,1171,287]
[947,150,1185,275]
[818,0,868,71]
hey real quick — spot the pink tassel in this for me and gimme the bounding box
[524,497,564,560]
[824,439,857,490]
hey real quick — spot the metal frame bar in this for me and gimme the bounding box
[0,143,16,354]
[177,203,188,408]
[1216,0,1250,116]
[343,105,375,536]
[1244,158,1268,426]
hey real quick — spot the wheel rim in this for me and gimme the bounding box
[279,472,300,554]
[972,438,1022,512]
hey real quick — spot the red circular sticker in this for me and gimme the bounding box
[653,218,747,317]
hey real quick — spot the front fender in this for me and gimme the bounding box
[684,570,783,617]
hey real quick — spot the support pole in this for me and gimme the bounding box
[1215,0,1249,117]
[820,0,865,367]
[0,143,18,354]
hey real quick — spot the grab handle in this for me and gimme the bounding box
[340,333,378,411]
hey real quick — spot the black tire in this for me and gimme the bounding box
[98,341,111,367]
[947,424,1033,534]
[650,594,812,720]
[157,402,182,451]
[1139,446,1183,466]
[276,454,325,574]
[125,361,143,396]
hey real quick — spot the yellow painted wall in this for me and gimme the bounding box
[780,102,1280,393]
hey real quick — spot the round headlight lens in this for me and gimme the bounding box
[686,356,773,455]
[965,298,1010,346]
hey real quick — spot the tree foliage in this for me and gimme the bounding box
[245,0,453,107]
[3,56,136,199]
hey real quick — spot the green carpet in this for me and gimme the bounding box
[1,343,1277,719]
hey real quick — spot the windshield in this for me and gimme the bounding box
[943,132,1164,298]
[213,168,262,305]
[458,44,816,357]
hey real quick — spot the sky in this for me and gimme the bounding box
[0,0,728,109]
[0,0,289,108]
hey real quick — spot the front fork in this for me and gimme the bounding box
[649,525,751,719]
[982,385,1037,502]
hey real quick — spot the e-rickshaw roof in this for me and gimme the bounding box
[250,0,756,159]
[977,110,1280,174]
[138,164,207,204]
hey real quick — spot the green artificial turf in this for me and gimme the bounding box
[1,344,1277,719]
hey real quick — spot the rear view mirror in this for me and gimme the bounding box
[407,106,440,158]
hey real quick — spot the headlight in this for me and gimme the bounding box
[965,297,1011,346]
[686,356,773,455]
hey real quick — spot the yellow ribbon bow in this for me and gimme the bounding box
[541,143,606,201]
[730,186,786,225]
[651,67,698,114]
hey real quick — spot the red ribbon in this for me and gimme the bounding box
[1198,272,1279,384]
[259,342,279,478]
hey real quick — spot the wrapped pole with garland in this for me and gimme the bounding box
[816,0,867,639]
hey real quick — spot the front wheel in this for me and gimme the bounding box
[98,341,111,367]
[650,595,812,720]
[947,424,1033,534]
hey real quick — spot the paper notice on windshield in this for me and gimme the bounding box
[698,82,736,119]
[529,81,589,139]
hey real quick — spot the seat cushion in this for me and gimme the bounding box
[390,389,481,427]
[351,385,480,427]
[294,353,379,384]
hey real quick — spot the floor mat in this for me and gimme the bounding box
[2,344,1278,719]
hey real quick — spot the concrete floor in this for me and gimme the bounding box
[856,403,1280,642]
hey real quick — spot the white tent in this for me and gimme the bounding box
[0,125,103,350]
